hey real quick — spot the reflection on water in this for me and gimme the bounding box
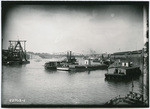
[2,59,142,105]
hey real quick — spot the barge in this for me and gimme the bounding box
[57,64,108,71]
[105,60,141,79]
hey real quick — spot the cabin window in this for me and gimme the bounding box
[126,63,129,67]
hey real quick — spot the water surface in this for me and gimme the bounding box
[2,59,142,105]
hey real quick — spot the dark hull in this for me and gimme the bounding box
[105,74,127,79]
[45,66,57,70]
[105,66,141,80]
[86,65,108,70]
[3,61,30,65]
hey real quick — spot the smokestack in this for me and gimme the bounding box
[67,52,69,59]
[70,51,72,60]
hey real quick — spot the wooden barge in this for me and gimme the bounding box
[105,60,141,79]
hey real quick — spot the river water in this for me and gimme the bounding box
[2,58,143,106]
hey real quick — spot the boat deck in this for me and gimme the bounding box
[105,91,146,106]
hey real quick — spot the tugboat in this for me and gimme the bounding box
[57,51,78,71]
[105,60,141,79]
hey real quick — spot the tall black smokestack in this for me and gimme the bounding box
[70,51,72,60]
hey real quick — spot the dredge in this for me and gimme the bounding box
[2,40,30,65]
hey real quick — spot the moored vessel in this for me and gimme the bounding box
[2,40,30,65]
[105,60,141,79]
[57,51,78,71]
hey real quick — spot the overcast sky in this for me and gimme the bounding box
[2,4,144,54]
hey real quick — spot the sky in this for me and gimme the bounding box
[2,3,145,54]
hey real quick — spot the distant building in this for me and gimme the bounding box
[110,50,143,59]
[110,49,145,69]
